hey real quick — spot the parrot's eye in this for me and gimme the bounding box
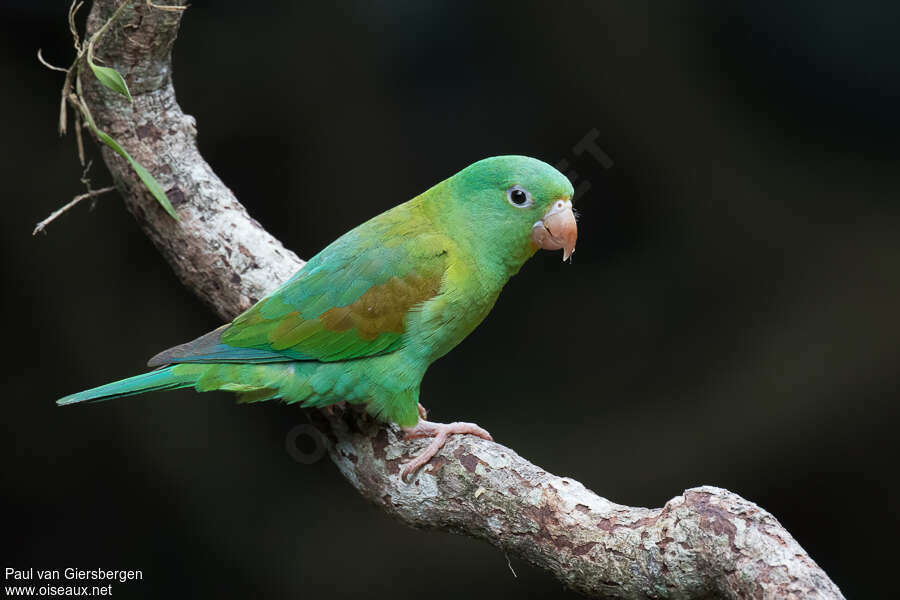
[506,185,533,208]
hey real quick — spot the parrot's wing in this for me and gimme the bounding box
[148,217,448,367]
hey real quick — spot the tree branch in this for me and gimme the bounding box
[76,1,844,597]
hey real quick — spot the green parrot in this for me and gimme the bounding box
[58,155,577,477]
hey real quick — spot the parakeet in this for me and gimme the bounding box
[58,155,578,477]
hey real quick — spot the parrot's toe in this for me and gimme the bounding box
[417,403,428,421]
[400,420,493,481]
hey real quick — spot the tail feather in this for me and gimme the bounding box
[56,361,370,411]
[57,366,200,406]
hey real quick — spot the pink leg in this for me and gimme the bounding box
[400,420,493,480]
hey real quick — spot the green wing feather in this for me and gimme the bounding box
[149,203,448,366]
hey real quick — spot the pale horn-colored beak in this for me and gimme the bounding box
[530,198,577,261]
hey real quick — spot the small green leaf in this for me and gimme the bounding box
[93,128,179,220]
[88,61,133,103]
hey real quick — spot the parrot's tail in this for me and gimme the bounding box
[57,366,200,406]
[56,361,388,413]
[55,363,327,407]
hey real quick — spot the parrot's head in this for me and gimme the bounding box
[440,155,577,265]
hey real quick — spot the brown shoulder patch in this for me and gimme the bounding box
[319,272,443,340]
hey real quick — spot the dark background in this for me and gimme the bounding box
[3,1,898,597]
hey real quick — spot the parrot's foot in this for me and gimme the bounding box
[400,420,493,480]
[417,403,428,420]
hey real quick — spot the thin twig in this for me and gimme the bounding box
[73,104,86,165]
[68,0,84,53]
[58,66,76,136]
[504,553,518,578]
[80,160,97,207]
[75,68,96,130]
[33,186,116,236]
[37,49,69,73]
[146,0,188,12]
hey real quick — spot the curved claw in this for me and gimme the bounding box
[400,420,493,481]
